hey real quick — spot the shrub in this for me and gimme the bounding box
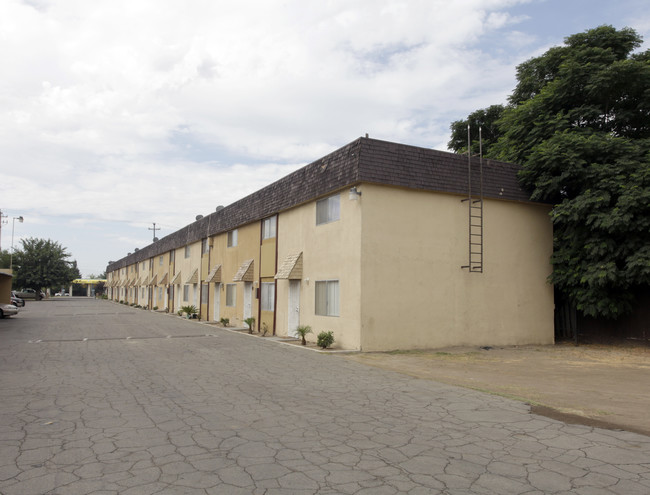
[153,306,158,311]
[244,317,255,334]
[181,305,198,318]
[295,325,312,345]
[262,322,269,336]
[220,317,230,327]
[317,331,335,349]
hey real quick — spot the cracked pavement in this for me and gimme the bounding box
[1,298,649,494]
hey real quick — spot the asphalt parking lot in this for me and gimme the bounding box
[1,298,649,494]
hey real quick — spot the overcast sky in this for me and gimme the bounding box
[1,0,648,277]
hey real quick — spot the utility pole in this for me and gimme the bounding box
[148,222,160,242]
[0,209,7,252]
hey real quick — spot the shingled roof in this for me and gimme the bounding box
[107,137,534,272]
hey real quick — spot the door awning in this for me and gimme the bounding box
[275,252,303,280]
[170,271,182,285]
[185,268,199,284]
[205,264,222,283]
[233,259,254,282]
[149,274,158,286]
[158,273,168,285]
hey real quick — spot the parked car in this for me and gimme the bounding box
[10,291,25,307]
[0,303,18,318]
[54,292,70,297]
[14,288,44,300]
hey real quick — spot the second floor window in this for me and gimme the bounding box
[262,216,277,240]
[316,194,340,225]
[228,229,238,247]
[184,245,191,258]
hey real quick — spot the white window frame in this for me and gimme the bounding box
[262,216,277,240]
[202,239,209,255]
[315,280,340,317]
[227,229,238,247]
[184,245,191,259]
[183,285,190,302]
[261,282,275,312]
[316,193,340,225]
[159,255,163,266]
[226,284,237,307]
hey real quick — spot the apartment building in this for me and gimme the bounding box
[106,137,554,351]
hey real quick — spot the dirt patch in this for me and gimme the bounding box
[344,342,650,436]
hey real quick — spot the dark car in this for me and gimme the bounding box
[10,291,25,307]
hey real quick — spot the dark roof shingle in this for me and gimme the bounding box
[107,137,533,272]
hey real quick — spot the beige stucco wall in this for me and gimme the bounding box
[275,189,363,350]
[359,183,554,351]
[208,223,260,327]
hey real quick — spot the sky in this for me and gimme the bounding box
[1,0,648,277]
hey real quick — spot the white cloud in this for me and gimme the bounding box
[1,0,639,275]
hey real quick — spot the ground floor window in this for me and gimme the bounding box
[201,284,209,304]
[315,280,340,316]
[183,284,190,301]
[226,284,236,307]
[261,282,275,311]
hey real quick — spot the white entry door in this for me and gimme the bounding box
[243,282,252,320]
[213,283,221,321]
[288,280,300,338]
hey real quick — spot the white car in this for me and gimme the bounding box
[0,304,19,318]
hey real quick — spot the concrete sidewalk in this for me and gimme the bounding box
[1,298,649,494]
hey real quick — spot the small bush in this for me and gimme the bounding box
[262,322,269,336]
[295,325,312,345]
[244,317,255,334]
[220,317,230,327]
[317,331,335,349]
[153,306,158,311]
[181,305,198,318]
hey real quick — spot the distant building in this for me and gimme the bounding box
[106,137,554,350]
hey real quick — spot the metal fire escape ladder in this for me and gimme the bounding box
[461,126,484,273]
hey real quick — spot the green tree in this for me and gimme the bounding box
[12,238,81,291]
[447,104,505,156]
[0,249,10,269]
[450,25,650,318]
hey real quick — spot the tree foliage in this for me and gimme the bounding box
[0,250,10,269]
[449,25,650,318]
[12,238,81,290]
[447,104,505,157]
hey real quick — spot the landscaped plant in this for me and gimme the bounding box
[317,331,335,349]
[177,310,183,316]
[181,305,198,318]
[244,317,255,334]
[295,325,312,345]
[153,306,158,311]
[220,317,230,327]
[261,322,269,337]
